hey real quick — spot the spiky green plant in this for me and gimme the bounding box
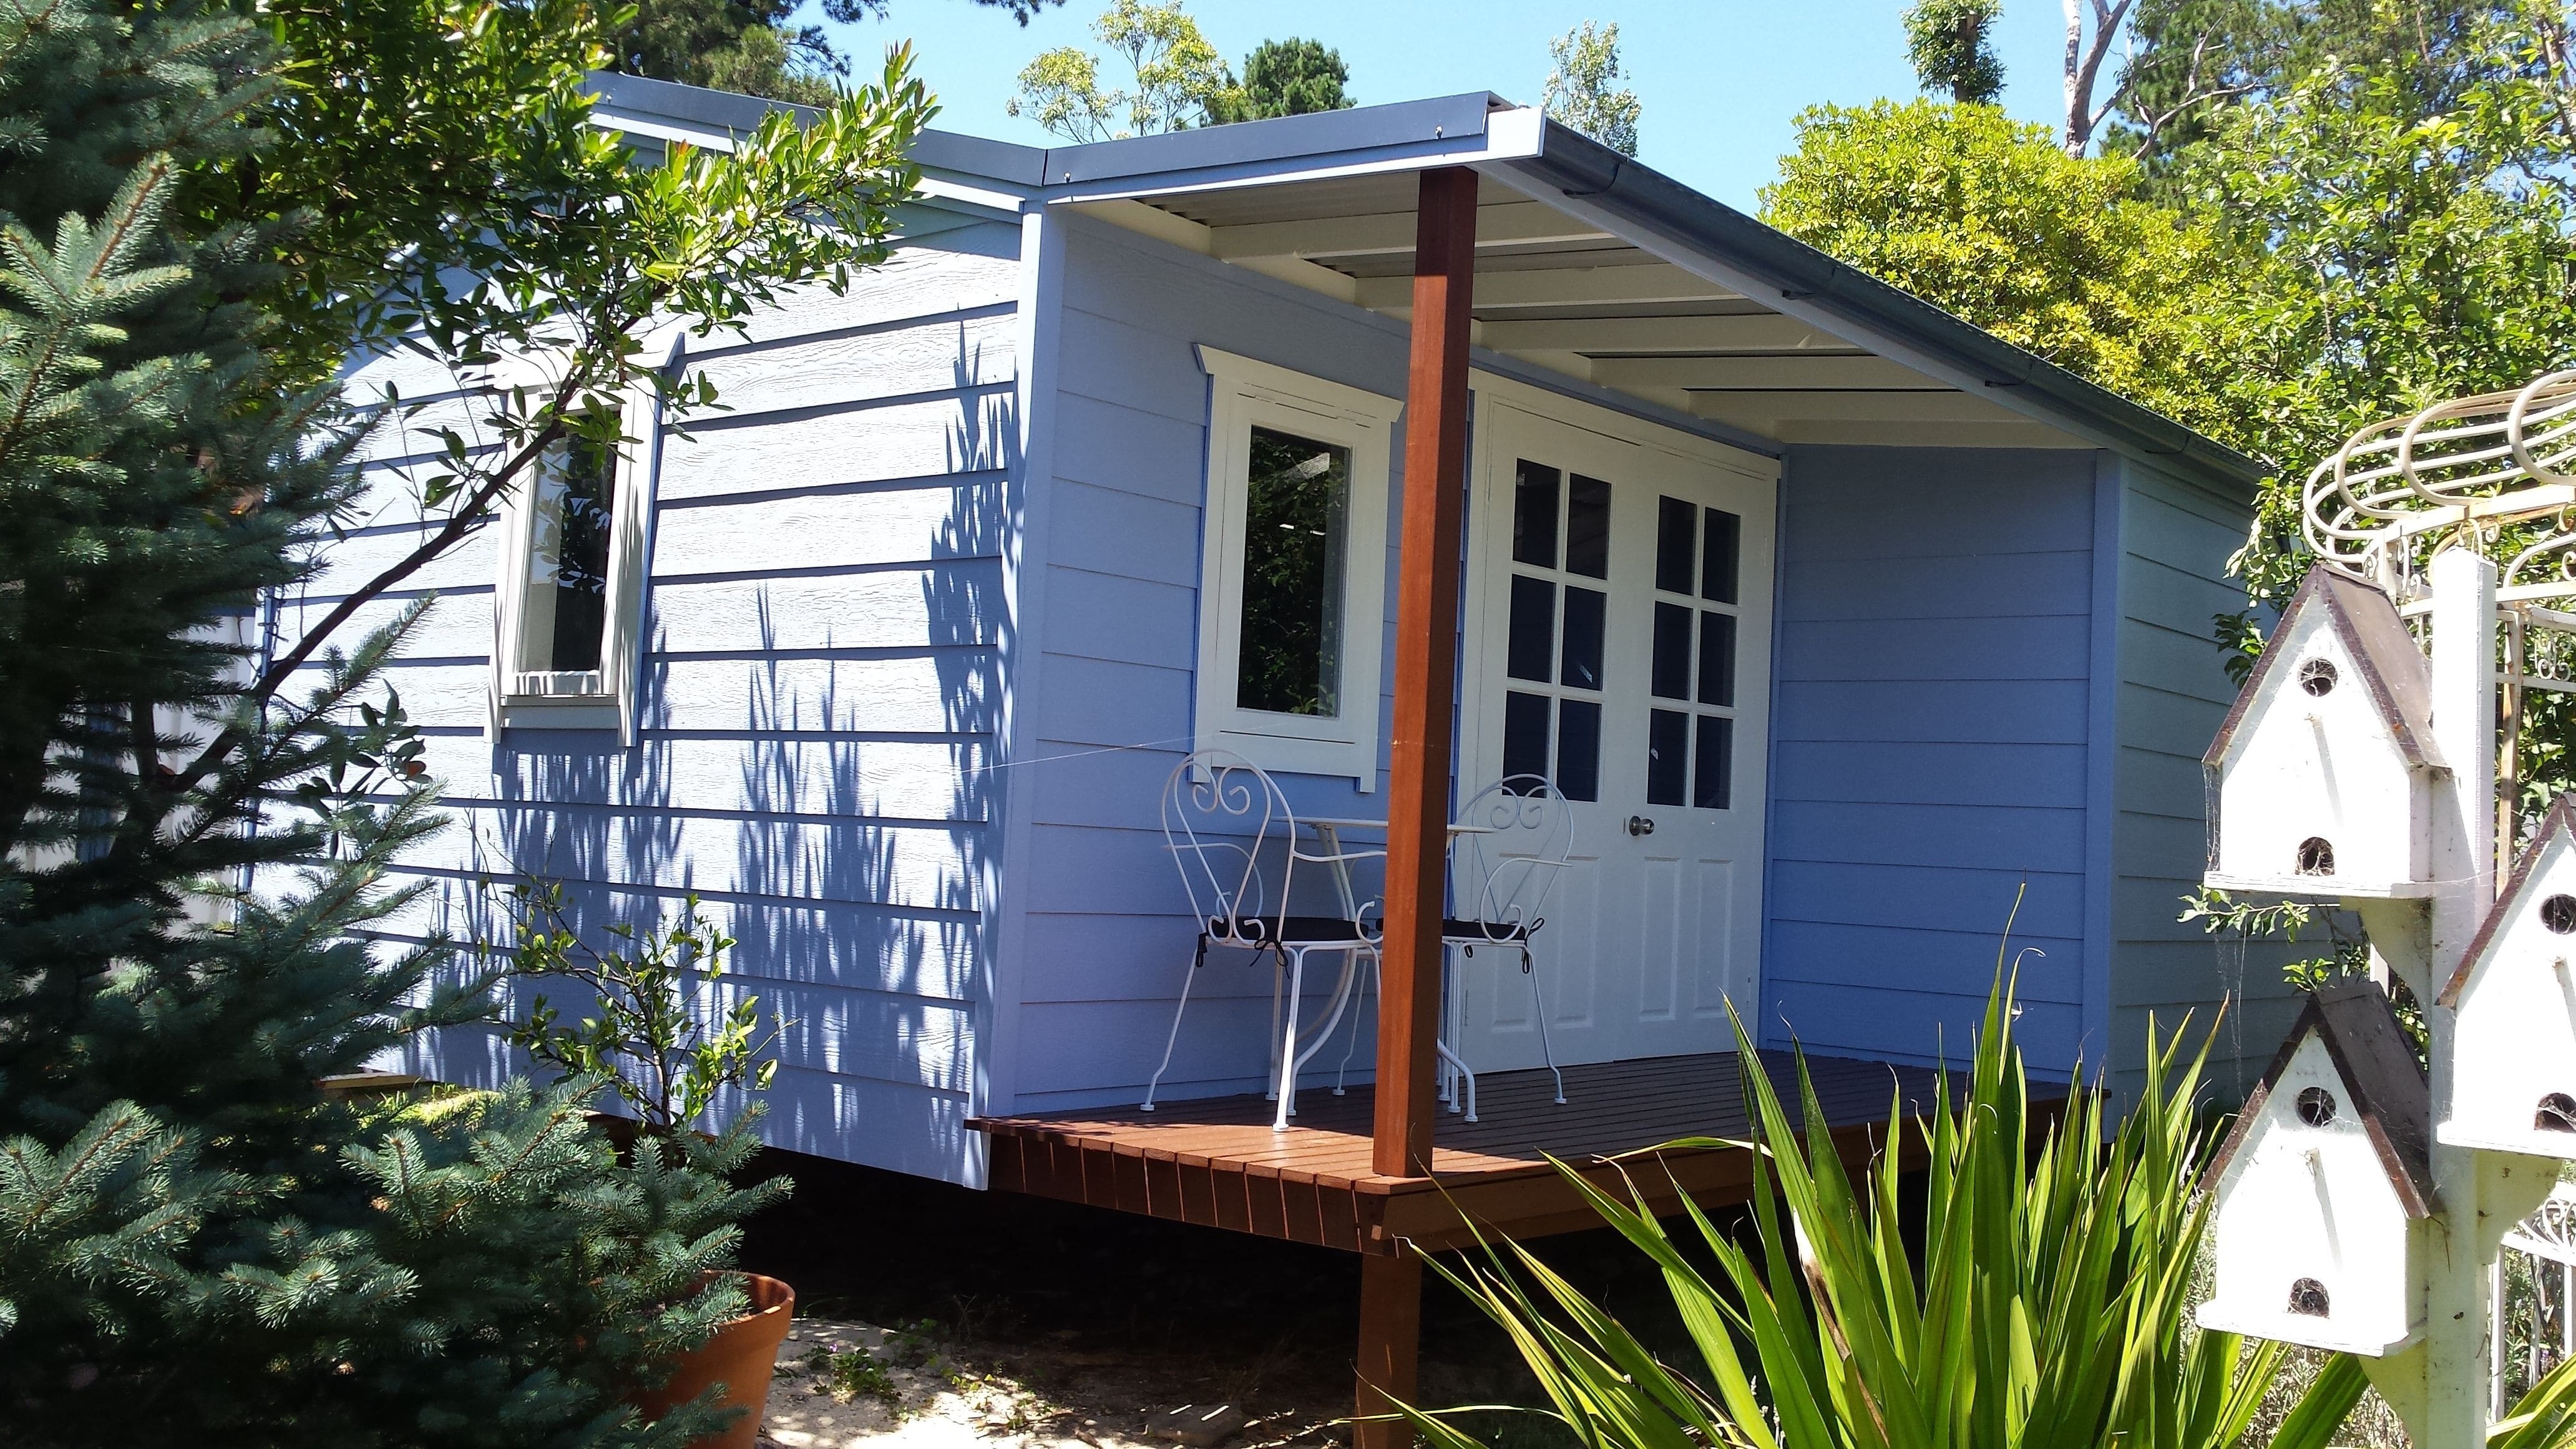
[1398,970,2371,1449]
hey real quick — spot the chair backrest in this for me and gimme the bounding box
[1450,774,1574,942]
[1161,749,1295,941]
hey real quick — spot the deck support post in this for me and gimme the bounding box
[1354,1249,1423,1449]
[1359,161,1477,1449]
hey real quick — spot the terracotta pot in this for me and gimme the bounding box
[632,1272,795,1449]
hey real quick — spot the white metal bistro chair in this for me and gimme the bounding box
[1327,774,1573,1122]
[1440,774,1573,1116]
[1141,750,1385,1131]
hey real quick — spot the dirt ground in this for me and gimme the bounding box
[734,1146,1708,1449]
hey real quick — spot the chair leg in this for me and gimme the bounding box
[1433,1039,1476,1122]
[1262,938,1282,1093]
[1333,950,1377,1095]
[1271,946,1310,1131]
[1525,945,1565,1105]
[1443,945,1466,1113]
[1142,935,1209,1111]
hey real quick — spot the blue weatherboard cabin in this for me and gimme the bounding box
[296,76,2290,1206]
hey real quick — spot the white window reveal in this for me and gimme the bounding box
[1193,347,1400,788]
[487,347,670,743]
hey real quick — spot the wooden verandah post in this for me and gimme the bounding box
[1355,165,1478,1449]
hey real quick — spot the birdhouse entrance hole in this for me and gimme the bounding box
[2543,894,2576,934]
[2287,1278,2332,1317]
[2298,658,2338,696]
[2297,837,2336,876]
[2539,1093,2576,1133]
[2295,1086,2339,1127]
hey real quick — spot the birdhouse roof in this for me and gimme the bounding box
[2202,566,2446,774]
[2203,977,2439,1217]
[2439,793,2576,1006]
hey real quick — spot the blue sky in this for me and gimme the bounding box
[822,1,2110,210]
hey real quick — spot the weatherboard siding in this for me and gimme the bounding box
[1761,446,2102,1076]
[2109,460,2298,1101]
[1001,217,1416,1113]
[265,218,1024,1182]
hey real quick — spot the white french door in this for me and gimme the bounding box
[1453,384,1776,1069]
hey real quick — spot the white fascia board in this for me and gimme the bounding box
[1477,159,2109,454]
[593,106,738,154]
[916,172,1034,217]
[1036,106,1546,207]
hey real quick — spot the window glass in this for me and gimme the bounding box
[1702,508,1742,604]
[1512,461,1561,569]
[1565,474,1612,578]
[1694,715,1734,809]
[1503,690,1552,783]
[1234,425,1350,716]
[1507,575,1556,683]
[1556,698,1602,801]
[1651,602,1692,700]
[1655,496,1696,595]
[1699,612,1736,707]
[1647,708,1688,807]
[1559,587,1606,691]
[528,433,617,673]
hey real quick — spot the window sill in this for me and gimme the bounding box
[1198,720,1377,791]
[500,695,621,731]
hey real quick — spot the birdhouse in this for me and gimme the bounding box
[2197,978,2438,1356]
[2203,566,2447,899]
[2437,794,2576,1158]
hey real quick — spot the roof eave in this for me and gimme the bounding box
[1500,121,2268,496]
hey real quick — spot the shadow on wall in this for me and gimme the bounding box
[412,324,1015,1177]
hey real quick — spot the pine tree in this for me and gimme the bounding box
[0,1,805,1442]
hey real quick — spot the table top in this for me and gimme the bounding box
[1302,816,1498,835]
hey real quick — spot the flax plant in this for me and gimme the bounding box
[1398,972,2371,1449]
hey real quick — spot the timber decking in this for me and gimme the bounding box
[971,1050,1951,1254]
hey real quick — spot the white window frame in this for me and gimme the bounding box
[485,331,678,744]
[1192,346,1401,789]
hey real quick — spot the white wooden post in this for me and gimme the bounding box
[2422,550,2500,1449]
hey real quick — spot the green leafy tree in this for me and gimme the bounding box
[505,888,784,1136]
[1905,0,2006,104]
[1008,0,1234,141]
[1760,99,2263,454]
[1544,19,1640,156]
[602,0,1062,107]
[0,0,932,1442]
[1206,36,1352,123]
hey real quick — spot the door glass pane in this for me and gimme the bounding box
[1655,495,1696,595]
[1506,575,1556,683]
[1559,586,1606,691]
[1651,601,1692,699]
[1234,425,1350,716]
[1512,461,1561,568]
[1702,508,1742,605]
[1503,691,1551,782]
[1698,612,1737,707]
[1694,715,1734,809]
[1565,474,1611,578]
[1556,699,1602,802]
[538,434,618,672]
[1647,708,1688,807]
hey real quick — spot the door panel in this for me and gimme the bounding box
[1453,391,1775,1070]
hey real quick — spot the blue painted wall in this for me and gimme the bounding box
[1761,446,2104,1077]
[2107,459,2297,1101]
[995,215,1420,1114]
[269,213,1026,1184]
